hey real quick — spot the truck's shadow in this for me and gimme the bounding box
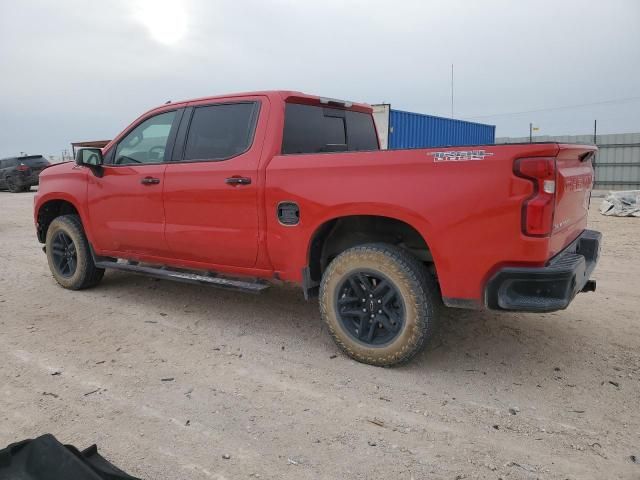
[96,270,579,378]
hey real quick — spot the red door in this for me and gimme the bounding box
[87,109,178,257]
[162,100,264,268]
[87,165,170,256]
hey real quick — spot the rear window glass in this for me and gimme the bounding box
[345,111,379,151]
[183,102,258,161]
[282,103,378,154]
[22,156,50,167]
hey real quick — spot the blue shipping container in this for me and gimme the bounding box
[372,104,495,150]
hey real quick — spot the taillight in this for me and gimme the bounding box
[514,157,556,237]
[16,164,29,172]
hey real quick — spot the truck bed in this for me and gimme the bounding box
[265,142,595,305]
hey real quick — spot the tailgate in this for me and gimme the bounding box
[549,144,596,256]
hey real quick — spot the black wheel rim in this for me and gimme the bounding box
[51,231,77,278]
[334,270,405,346]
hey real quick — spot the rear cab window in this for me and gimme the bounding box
[282,103,379,154]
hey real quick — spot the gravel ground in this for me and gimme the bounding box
[1,191,638,479]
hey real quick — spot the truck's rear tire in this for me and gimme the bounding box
[319,243,437,366]
[45,215,105,290]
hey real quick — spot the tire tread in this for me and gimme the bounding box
[46,215,104,289]
[320,243,437,366]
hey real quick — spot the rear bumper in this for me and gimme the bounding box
[23,173,40,185]
[11,173,38,187]
[485,229,602,312]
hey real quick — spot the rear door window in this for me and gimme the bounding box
[281,103,379,154]
[182,102,259,161]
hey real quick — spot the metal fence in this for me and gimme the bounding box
[496,132,640,190]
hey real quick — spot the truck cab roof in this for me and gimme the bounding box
[161,90,373,113]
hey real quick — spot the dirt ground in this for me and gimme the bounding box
[0,191,638,480]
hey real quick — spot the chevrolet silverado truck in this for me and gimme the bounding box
[34,91,601,366]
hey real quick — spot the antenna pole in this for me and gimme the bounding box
[451,64,454,118]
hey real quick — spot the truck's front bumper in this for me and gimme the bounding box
[485,229,602,312]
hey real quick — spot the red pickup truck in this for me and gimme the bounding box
[34,90,601,366]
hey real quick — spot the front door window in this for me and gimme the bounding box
[114,111,176,165]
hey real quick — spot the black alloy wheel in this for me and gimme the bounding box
[319,243,438,366]
[335,270,405,346]
[51,231,77,278]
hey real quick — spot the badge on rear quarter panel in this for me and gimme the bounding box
[431,150,494,162]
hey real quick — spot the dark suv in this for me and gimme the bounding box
[0,155,50,192]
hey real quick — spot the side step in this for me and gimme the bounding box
[94,260,269,293]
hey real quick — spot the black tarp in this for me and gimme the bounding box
[0,434,140,480]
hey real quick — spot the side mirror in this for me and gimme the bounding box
[75,148,104,177]
[75,148,104,167]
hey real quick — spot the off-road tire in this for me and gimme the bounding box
[320,243,438,366]
[46,215,105,289]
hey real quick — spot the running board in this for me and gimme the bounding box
[94,260,269,293]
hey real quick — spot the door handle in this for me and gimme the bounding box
[225,176,252,186]
[141,176,160,185]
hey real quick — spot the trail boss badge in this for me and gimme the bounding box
[431,150,494,162]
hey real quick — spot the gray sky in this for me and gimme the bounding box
[1,0,639,158]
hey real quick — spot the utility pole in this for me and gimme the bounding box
[450,64,454,118]
[529,123,533,143]
[592,119,598,175]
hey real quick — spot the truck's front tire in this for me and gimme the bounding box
[319,243,437,366]
[46,215,105,290]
